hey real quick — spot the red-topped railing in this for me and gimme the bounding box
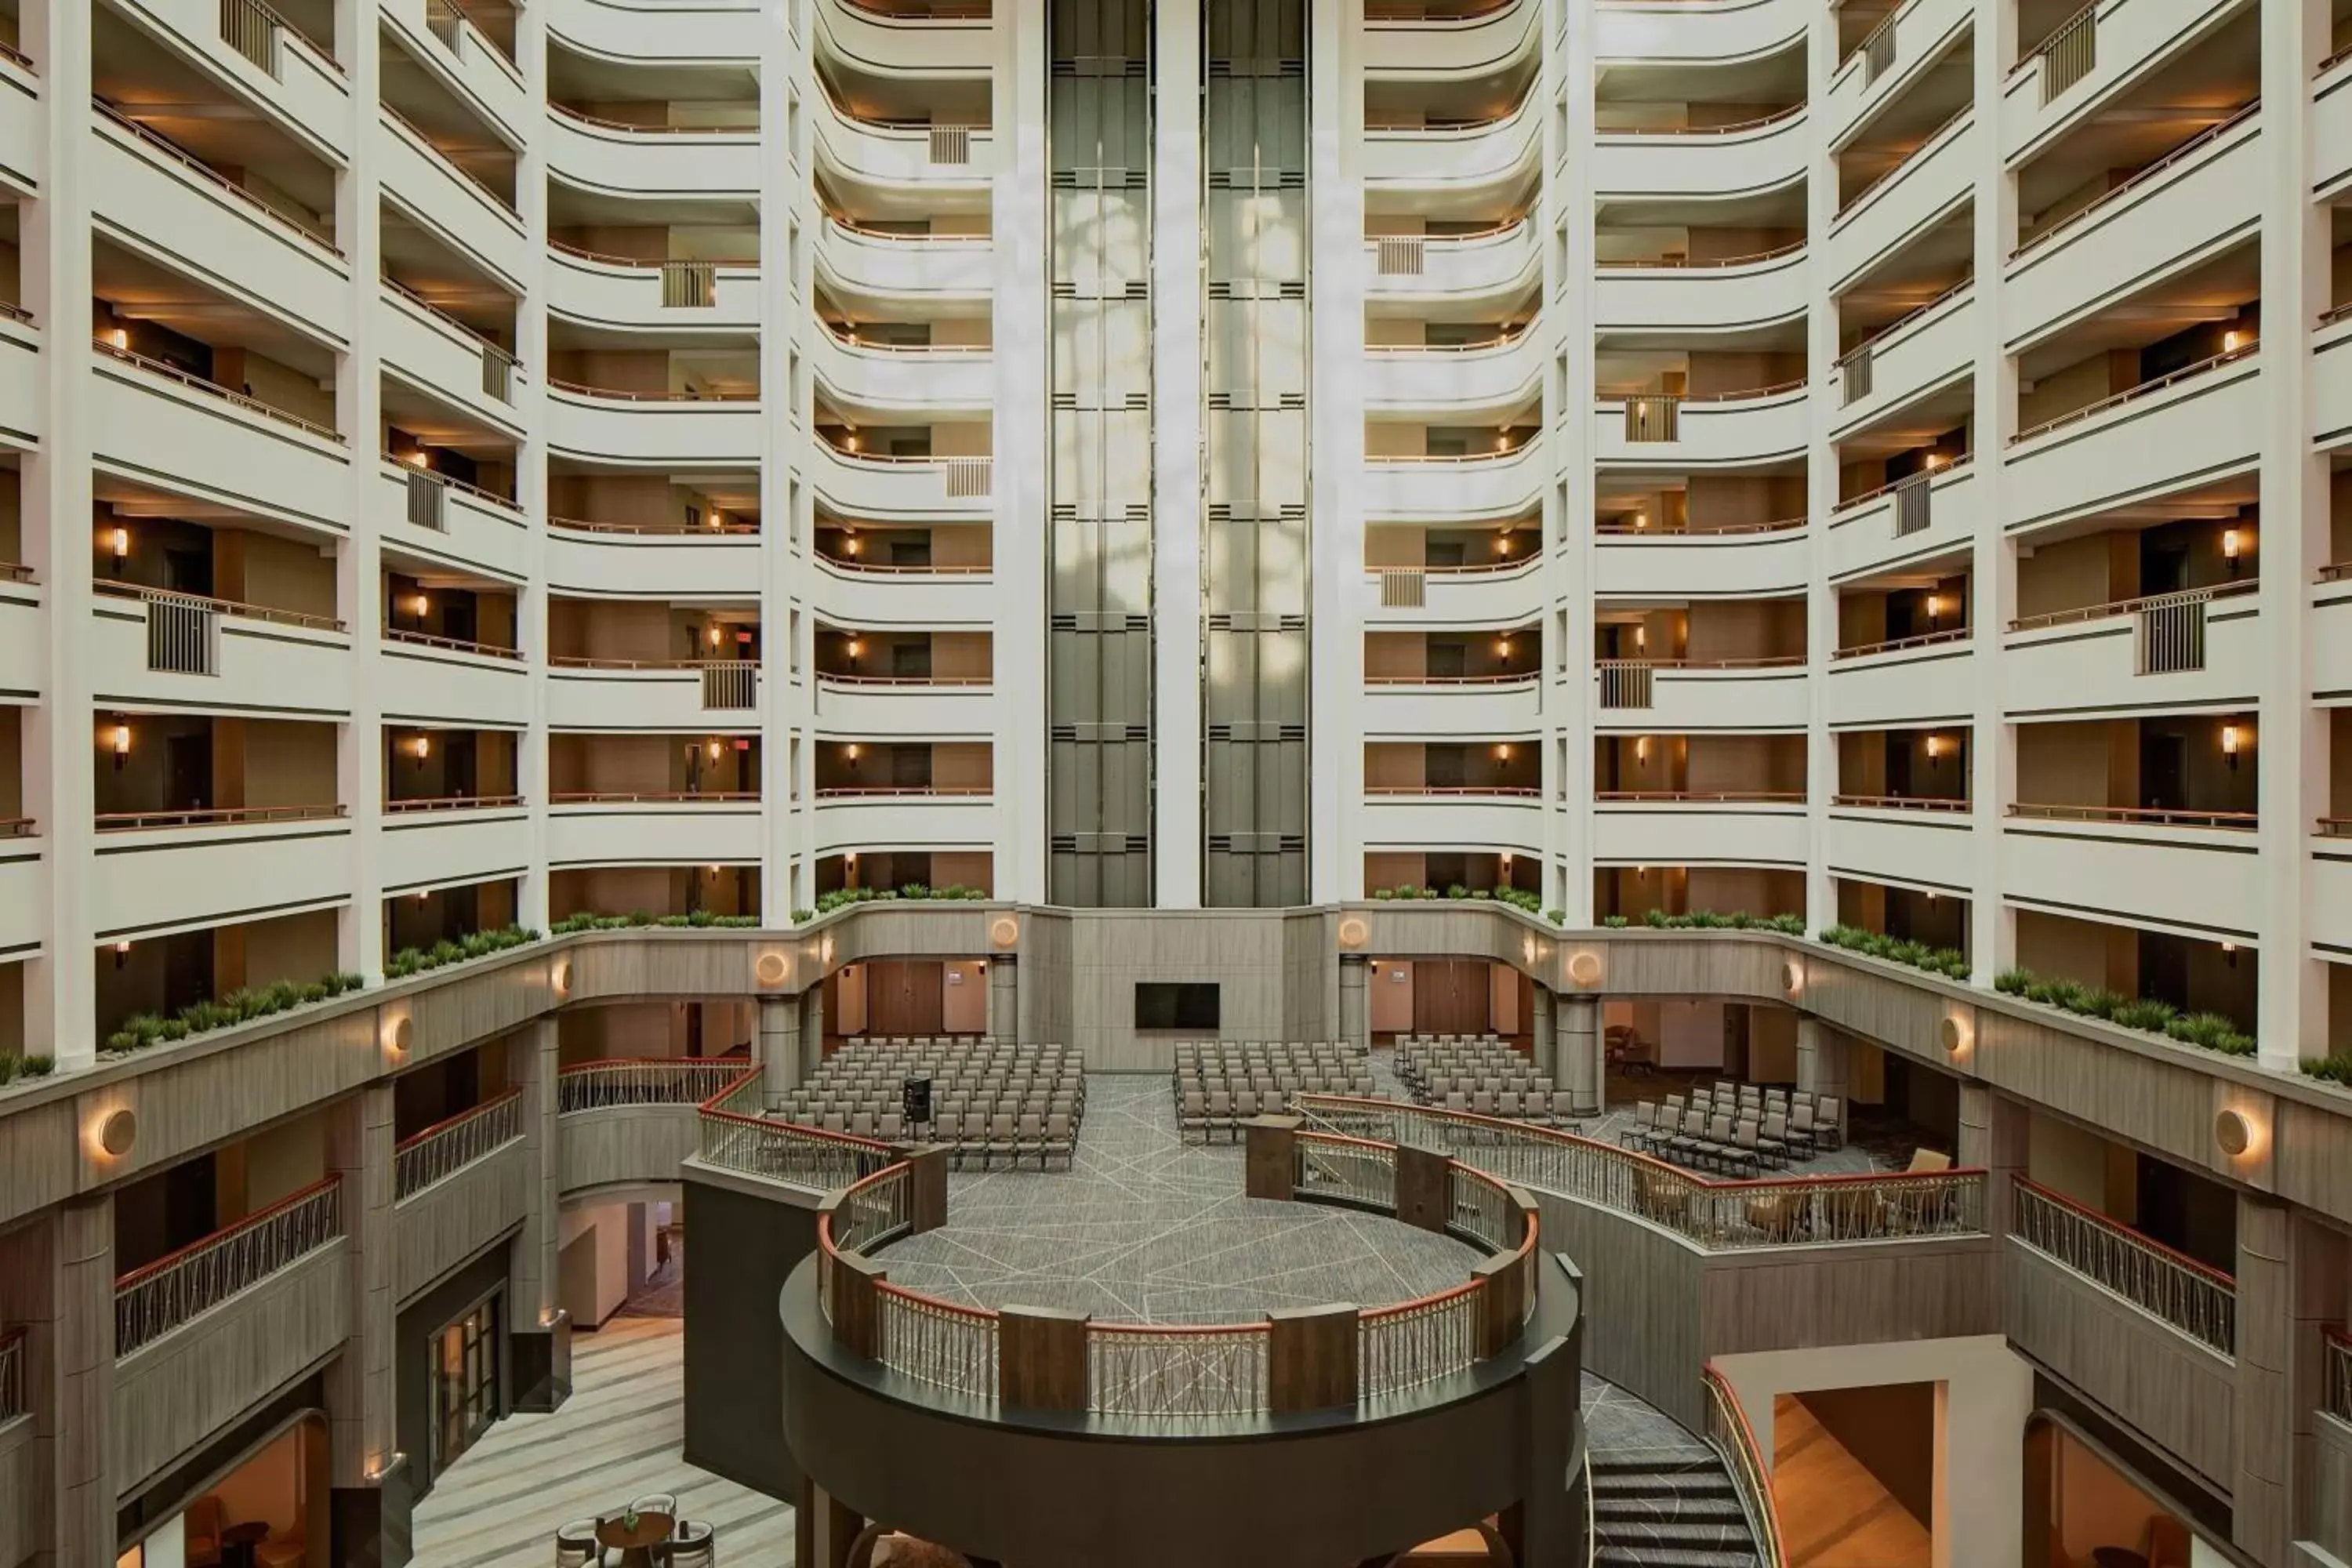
[95,97,339,252]
[1831,625,1970,660]
[2011,343,2258,446]
[96,578,344,633]
[1832,793,1969,812]
[2009,801,2254,830]
[383,793,524,813]
[95,339,344,445]
[96,804,346,832]
[1597,514,1806,537]
[560,1057,747,1112]
[697,1068,895,1192]
[384,626,525,660]
[2010,103,2257,261]
[1597,790,1807,804]
[394,1088,524,1201]
[114,1176,343,1357]
[2011,1178,2234,1354]
[1834,454,1973,514]
[1704,1364,1788,1568]
[2007,576,2256,634]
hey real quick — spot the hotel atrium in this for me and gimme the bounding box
[1,0,2350,1562]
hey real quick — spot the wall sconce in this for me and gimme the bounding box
[1635,865,1650,879]
[843,534,861,556]
[2221,941,2238,967]
[845,639,863,662]
[1940,1014,1972,1058]
[409,734,432,768]
[707,509,725,532]
[1337,916,1368,951]
[382,1014,413,1058]
[1495,637,1512,659]
[1924,735,1945,760]
[1633,625,1647,650]
[550,960,572,999]
[706,739,724,763]
[1925,595,1944,629]
[2221,725,2244,769]
[2222,330,2245,354]
[111,720,131,769]
[110,327,130,351]
[1925,452,1949,471]
[408,593,430,622]
[1566,950,1603,988]
[1635,735,1650,764]
[754,951,789,986]
[109,525,129,574]
[404,448,430,468]
[94,1107,139,1159]
[1494,743,1512,760]
[2214,1106,2259,1159]
[842,431,860,452]
[707,626,724,649]
[1493,434,1509,452]
[989,915,1021,949]
[844,743,861,763]
[1632,513,1649,531]
[1493,533,1512,556]
[114,940,132,969]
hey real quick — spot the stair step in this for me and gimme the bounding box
[1592,1448,1722,1474]
[1593,1547,1759,1568]
[1591,1468,1740,1496]
[1594,1519,1756,1549]
[1594,1496,1749,1525]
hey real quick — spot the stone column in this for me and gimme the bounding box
[510,1020,569,1413]
[2234,1196,2292,1566]
[1528,985,1555,1080]
[801,985,826,1069]
[1338,955,1369,1052]
[757,996,802,1103]
[1558,994,1601,1117]
[54,1198,114,1568]
[796,1478,864,1568]
[325,1085,407,1566]
[987,954,1018,1042]
[2289,1215,2350,1552]
[1955,1085,2027,1232]
[1795,1018,1849,1131]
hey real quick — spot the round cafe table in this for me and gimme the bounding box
[596,1512,674,1568]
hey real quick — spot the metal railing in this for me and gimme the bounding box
[2008,577,2254,633]
[701,661,759,710]
[1377,235,1425,275]
[407,466,446,530]
[221,0,279,75]
[1596,660,1653,710]
[1087,1323,1269,1417]
[96,804,343,831]
[1842,342,1873,405]
[1893,472,1931,535]
[833,1165,913,1256]
[383,626,524,660]
[1831,793,1969,812]
[1860,13,1898,83]
[94,100,340,255]
[555,513,760,537]
[114,1176,343,1358]
[1624,394,1679,442]
[1704,1364,1788,1568]
[2136,590,2213,674]
[559,1058,746,1112]
[696,1071,895,1192]
[1835,454,1972,514]
[2325,1327,2352,1425]
[548,376,754,404]
[1599,790,1809,804]
[2012,343,2258,446]
[481,341,514,402]
[97,579,343,633]
[1831,626,1969,661]
[95,338,344,443]
[0,1327,23,1423]
[144,589,220,675]
[928,125,972,164]
[1358,1283,1480,1401]
[423,0,463,48]
[2009,801,2254,830]
[552,789,762,804]
[1290,1096,1987,1252]
[2034,3,2096,102]
[1380,568,1426,607]
[878,1285,1001,1400]
[2010,104,2256,262]
[1597,514,1806,538]
[383,793,524,813]
[662,259,717,308]
[2011,1178,2234,1355]
[1295,1132,1396,1209]
[944,456,992,497]
[394,1088,524,1202]
[384,452,521,514]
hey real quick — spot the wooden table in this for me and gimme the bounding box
[596,1512,675,1568]
[220,1521,271,1568]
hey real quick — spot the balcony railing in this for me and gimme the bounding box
[94,99,341,254]
[0,1326,23,1424]
[1597,790,1808,804]
[96,804,346,832]
[551,789,760,805]
[1597,239,1805,272]
[1290,1095,1986,1252]
[2013,343,2259,448]
[1833,454,1972,514]
[2031,2,2096,102]
[114,1175,343,1358]
[0,817,34,837]
[818,552,986,574]
[384,626,527,660]
[383,793,524,813]
[96,579,345,634]
[554,513,760,537]
[814,785,992,799]
[548,377,756,405]
[697,1068,895,1192]
[1831,793,1969,812]
[1605,103,1805,138]
[1596,514,1806,538]
[2011,1178,2234,1356]
[2136,589,2215,675]
[394,1087,524,1202]
[559,1057,747,1112]
[816,670,991,688]
[1835,105,1971,219]
[1363,669,1537,687]
[1830,626,1970,661]
[1705,1365,1788,1568]
[382,102,517,216]
[1364,785,1541,798]
[96,339,344,445]
[2326,1327,2352,1425]
[702,661,759,710]
[2009,103,2256,262]
[2007,576,2255,635]
[385,453,523,516]
[2009,802,2256,830]
[1597,659,1653,710]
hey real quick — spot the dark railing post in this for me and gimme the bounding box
[900,1145,949,1234]
[1243,1115,1301,1201]
[1394,1142,1453,1232]
[998,1305,1089,1411]
[830,1254,885,1359]
[1268,1303,1359,1413]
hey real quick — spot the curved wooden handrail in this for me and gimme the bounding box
[1830,626,1970,660]
[550,100,757,136]
[1597,514,1807,537]
[2013,1175,2236,1287]
[2009,801,2256,829]
[1598,378,1806,407]
[547,653,750,671]
[549,376,757,404]
[2006,577,2256,633]
[1363,785,1541,797]
[1834,104,1973,220]
[1595,654,1808,670]
[382,275,514,359]
[1831,277,1975,368]
[1369,441,1538,464]
[1363,670,1538,686]
[96,804,347,831]
[550,790,761,804]
[1831,793,1969,812]
[548,236,757,271]
[815,670,991,688]
[1365,95,1537,136]
[1363,216,1529,248]
[818,553,988,574]
[2009,103,2257,261]
[2011,343,2258,446]
[1598,238,1806,270]
[383,793,524,813]
[383,626,526,660]
[822,322,993,355]
[1833,455,1972,512]
[383,453,523,514]
[1365,0,1519,20]
[813,786,993,798]
[550,513,758,536]
[96,340,346,445]
[94,97,342,253]
[1603,102,1804,138]
[1595,790,1807,804]
[381,101,518,216]
[822,212,989,246]
[114,1174,343,1291]
[95,579,347,633]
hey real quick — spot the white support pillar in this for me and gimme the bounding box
[1153,0,1206,908]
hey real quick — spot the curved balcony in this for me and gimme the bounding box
[92,809,354,938]
[1827,281,1974,438]
[1592,383,1808,468]
[809,326,993,417]
[377,283,524,437]
[547,794,765,866]
[811,553,995,625]
[125,0,348,161]
[0,51,34,204]
[812,670,993,734]
[559,1058,750,1196]
[1593,517,1810,597]
[1363,96,1541,202]
[542,0,762,63]
[2004,107,2259,352]
[1592,0,1809,67]
[1594,244,1808,336]
[815,216,993,314]
[1592,107,1808,201]
[0,307,38,448]
[2318,304,2352,456]
[1592,795,1809,869]
[813,94,994,204]
[547,658,760,731]
[1823,796,1980,893]
[1358,789,1544,853]
[545,105,759,200]
[91,582,351,715]
[2001,0,2243,160]
[93,101,350,347]
[1363,220,1538,309]
[547,242,761,333]
[378,630,530,726]
[1823,629,1976,726]
[808,789,996,855]
[1360,674,1542,734]
[1827,109,1973,296]
[813,0,995,76]
[93,341,350,532]
[378,459,528,579]
[385,0,528,140]
[1363,441,1543,521]
[546,517,764,597]
[2320,52,2352,198]
[545,380,760,466]
[377,105,528,292]
[1360,556,1543,624]
[1822,458,1977,581]
[2005,346,2260,534]
[2000,808,2259,940]
[1362,0,1538,77]
[380,795,532,890]
[1363,330,1543,421]
[2002,579,2259,717]
[1592,659,1809,731]
[1824,0,1973,147]
[809,439,993,521]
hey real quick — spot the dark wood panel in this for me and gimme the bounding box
[1699,1236,2002,1356]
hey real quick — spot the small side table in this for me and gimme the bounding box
[597,1512,676,1568]
[219,1521,271,1568]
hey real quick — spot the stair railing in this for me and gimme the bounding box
[1702,1363,1787,1568]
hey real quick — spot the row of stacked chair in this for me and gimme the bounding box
[1393,1034,1578,1127]
[1619,1084,1842,1175]
[1171,1040,1372,1142]
[784,1037,1084,1169]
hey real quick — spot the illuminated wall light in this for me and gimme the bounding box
[109,525,129,572]
[1940,1014,1972,1057]
[754,951,789,986]
[1635,736,1650,764]
[1494,743,1512,760]
[708,625,724,649]
[1632,513,1649,531]
[1925,452,1949,470]
[2221,724,2245,768]
[2214,1106,2259,1159]
[1336,916,1369,951]
[114,940,132,969]
[2221,528,2242,562]
[989,916,1021,949]
[1566,951,1603,988]
[409,734,432,766]
[383,1014,413,1058]
[551,960,572,998]
[845,743,861,762]
[111,721,132,769]
[404,448,429,467]
[1633,625,1647,650]
[110,327,129,350]
[843,535,861,556]
[1924,735,1945,760]
[1493,534,1512,556]
[2222,329,2245,354]
[408,593,430,620]
[94,1107,139,1159]
[846,639,864,660]
[706,739,724,763]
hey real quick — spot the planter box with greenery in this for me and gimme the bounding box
[1599,910,1806,935]
[1367,884,1544,915]
[0,1053,56,1087]
[797,884,991,920]
[551,910,760,934]
[105,971,367,1056]
[384,924,543,979]
[1815,924,1969,979]
[1991,965,2255,1058]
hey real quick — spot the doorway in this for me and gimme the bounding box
[430,1293,503,1482]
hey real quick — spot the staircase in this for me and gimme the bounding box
[1589,1440,1763,1568]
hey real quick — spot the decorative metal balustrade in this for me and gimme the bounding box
[1294,1131,1396,1209]
[1289,1095,1986,1252]
[2011,1179,2234,1355]
[144,589,220,675]
[1596,659,1654,710]
[2036,4,2096,102]
[394,1088,524,1201]
[1893,472,1932,536]
[1624,394,1680,442]
[2135,588,2213,675]
[1358,1283,1481,1401]
[662,259,717,309]
[701,660,759,710]
[2325,1327,2352,1425]
[559,1058,746,1112]
[220,0,279,74]
[114,1177,343,1358]
[1704,1364,1788,1568]
[695,1069,894,1192]
[877,1286,1000,1401]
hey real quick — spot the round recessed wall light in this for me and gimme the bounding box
[1940,1015,1969,1055]
[989,916,1020,950]
[2214,1108,2252,1158]
[1784,962,1802,997]
[383,1015,412,1057]
[550,960,572,998]
[1337,916,1369,951]
[99,1108,138,1158]
[1566,951,1603,988]
[754,951,789,987]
